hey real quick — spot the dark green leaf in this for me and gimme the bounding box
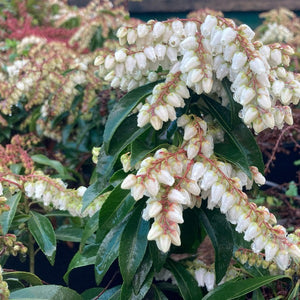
[103,82,159,153]
[133,248,153,294]
[3,271,42,286]
[202,275,290,300]
[28,211,56,265]
[119,202,149,285]
[80,211,99,251]
[252,289,265,300]
[55,225,85,242]
[120,268,154,300]
[149,241,168,273]
[81,287,103,300]
[98,285,121,300]
[166,259,202,300]
[64,244,98,284]
[95,219,127,284]
[197,207,233,284]
[96,184,134,243]
[9,285,82,299]
[150,285,168,300]
[288,280,299,300]
[109,169,127,187]
[0,191,21,234]
[6,278,24,291]
[201,95,264,176]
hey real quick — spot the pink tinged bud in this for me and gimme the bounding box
[153,22,166,39]
[253,172,266,186]
[137,24,150,38]
[288,245,300,261]
[157,170,175,186]
[243,106,259,125]
[244,222,261,241]
[135,52,147,70]
[204,271,215,291]
[251,234,267,253]
[183,123,197,140]
[265,241,279,261]
[190,162,207,181]
[231,52,247,71]
[150,116,163,130]
[275,250,289,270]
[166,46,178,63]
[195,268,206,287]
[167,208,184,224]
[240,87,256,105]
[131,184,145,201]
[147,222,163,240]
[270,49,282,65]
[104,55,115,70]
[280,88,293,105]
[144,46,157,62]
[201,15,217,37]
[121,174,137,189]
[221,27,237,45]
[201,170,218,191]
[170,230,181,246]
[262,112,275,129]
[202,78,213,93]
[155,105,169,122]
[137,110,150,127]
[157,234,171,253]
[147,201,163,218]
[249,57,266,75]
[127,29,137,44]
[180,36,198,50]
[144,178,160,197]
[155,44,167,60]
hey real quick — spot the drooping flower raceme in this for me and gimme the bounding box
[121,114,300,270]
[95,15,300,133]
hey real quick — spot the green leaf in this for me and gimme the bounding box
[95,219,127,284]
[119,202,149,285]
[98,286,121,300]
[166,259,202,300]
[64,244,98,284]
[96,184,135,243]
[28,211,56,265]
[82,180,107,212]
[149,285,168,300]
[80,211,99,251]
[287,280,299,300]
[31,154,72,179]
[252,289,265,300]
[81,287,103,300]
[55,225,85,243]
[202,275,290,300]
[3,271,42,286]
[197,207,233,284]
[109,169,127,187]
[133,248,153,294]
[201,95,264,176]
[9,285,82,300]
[0,191,21,234]
[103,82,159,153]
[120,268,154,300]
[149,241,168,273]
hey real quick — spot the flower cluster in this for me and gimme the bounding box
[95,15,300,133]
[0,233,27,257]
[0,265,9,300]
[121,113,300,270]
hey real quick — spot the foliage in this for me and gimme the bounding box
[0,2,299,300]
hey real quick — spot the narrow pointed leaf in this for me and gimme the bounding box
[96,184,134,243]
[197,207,233,284]
[149,241,168,273]
[150,285,168,300]
[202,275,290,300]
[80,211,99,251]
[3,271,42,286]
[288,281,299,300]
[166,259,202,300]
[97,285,121,300]
[0,191,21,234]
[28,211,56,265]
[119,202,149,285]
[95,219,127,284]
[103,81,158,153]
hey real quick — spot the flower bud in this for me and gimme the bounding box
[147,222,163,240]
[157,234,171,253]
[265,241,279,261]
[156,169,175,186]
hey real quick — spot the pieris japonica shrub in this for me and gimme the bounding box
[0,3,300,299]
[84,14,300,298]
